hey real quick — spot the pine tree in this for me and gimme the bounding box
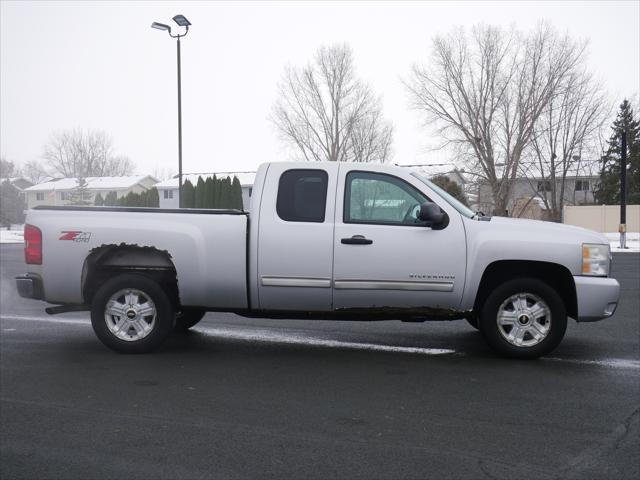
[182,180,195,208]
[195,176,206,208]
[215,175,225,207]
[0,180,25,227]
[147,187,159,207]
[430,175,469,206]
[69,177,92,205]
[104,191,118,206]
[220,177,232,208]
[205,177,214,208]
[231,176,244,209]
[211,175,218,208]
[594,100,640,205]
[94,193,104,206]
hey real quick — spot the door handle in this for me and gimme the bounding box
[341,235,373,245]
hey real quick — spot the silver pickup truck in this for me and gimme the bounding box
[16,161,620,358]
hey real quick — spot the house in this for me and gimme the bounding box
[24,175,159,209]
[476,175,599,219]
[155,171,256,209]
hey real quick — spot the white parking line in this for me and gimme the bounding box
[194,325,456,355]
[2,313,639,369]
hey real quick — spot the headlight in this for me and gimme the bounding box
[582,244,610,276]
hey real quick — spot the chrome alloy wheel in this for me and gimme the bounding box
[496,293,551,347]
[104,289,157,342]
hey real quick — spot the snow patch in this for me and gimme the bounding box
[0,227,24,244]
[606,232,640,253]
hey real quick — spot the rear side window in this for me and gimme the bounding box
[276,169,328,222]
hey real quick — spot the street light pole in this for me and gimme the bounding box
[176,35,183,208]
[151,14,192,208]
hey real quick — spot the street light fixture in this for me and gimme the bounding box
[151,22,171,32]
[151,14,191,208]
[172,15,191,27]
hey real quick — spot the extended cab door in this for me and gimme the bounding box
[256,163,338,311]
[332,165,466,312]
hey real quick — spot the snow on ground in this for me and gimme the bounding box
[0,226,24,244]
[606,232,639,253]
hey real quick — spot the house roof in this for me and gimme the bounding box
[400,164,469,184]
[0,177,34,190]
[25,175,158,192]
[155,171,256,189]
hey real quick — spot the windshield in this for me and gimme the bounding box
[411,172,476,219]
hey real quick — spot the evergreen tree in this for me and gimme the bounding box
[195,176,206,208]
[94,192,104,206]
[594,100,640,205]
[205,177,214,208]
[147,187,159,207]
[182,180,195,208]
[220,177,232,208]
[214,175,224,207]
[211,175,218,208]
[231,176,244,209]
[430,175,469,207]
[104,191,118,206]
[0,180,25,228]
[69,177,92,205]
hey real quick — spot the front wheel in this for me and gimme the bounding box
[90,273,175,353]
[478,278,567,359]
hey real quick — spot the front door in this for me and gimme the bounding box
[332,167,466,312]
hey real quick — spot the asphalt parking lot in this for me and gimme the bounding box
[1,243,638,479]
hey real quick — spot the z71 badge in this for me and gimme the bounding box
[59,231,92,242]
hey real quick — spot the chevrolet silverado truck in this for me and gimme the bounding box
[16,162,620,358]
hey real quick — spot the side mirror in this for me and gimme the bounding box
[418,202,447,229]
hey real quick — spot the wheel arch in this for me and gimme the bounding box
[82,244,179,307]
[473,260,577,319]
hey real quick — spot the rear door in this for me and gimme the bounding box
[256,163,338,311]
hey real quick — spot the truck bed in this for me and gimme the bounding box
[29,206,249,309]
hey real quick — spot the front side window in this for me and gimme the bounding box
[276,169,328,223]
[61,191,71,201]
[344,171,428,226]
[36,192,44,201]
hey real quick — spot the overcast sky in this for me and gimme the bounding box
[1,0,638,178]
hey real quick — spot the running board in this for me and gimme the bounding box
[45,305,90,315]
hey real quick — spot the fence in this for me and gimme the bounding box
[563,205,640,232]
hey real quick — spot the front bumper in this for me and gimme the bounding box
[16,274,44,300]
[574,276,620,322]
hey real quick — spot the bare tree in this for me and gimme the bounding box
[42,129,135,178]
[519,70,610,221]
[406,23,586,215]
[0,157,18,178]
[273,44,393,163]
[21,160,50,184]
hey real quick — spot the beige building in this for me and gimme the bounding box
[24,175,158,209]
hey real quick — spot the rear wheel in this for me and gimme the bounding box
[90,273,175,353]
[478,278,567,359]
[174,308,206,331]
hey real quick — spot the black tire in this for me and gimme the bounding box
[174,308,206,331]
[466,317,479,330]
[90,273,175,353]
[478,277,567,359]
